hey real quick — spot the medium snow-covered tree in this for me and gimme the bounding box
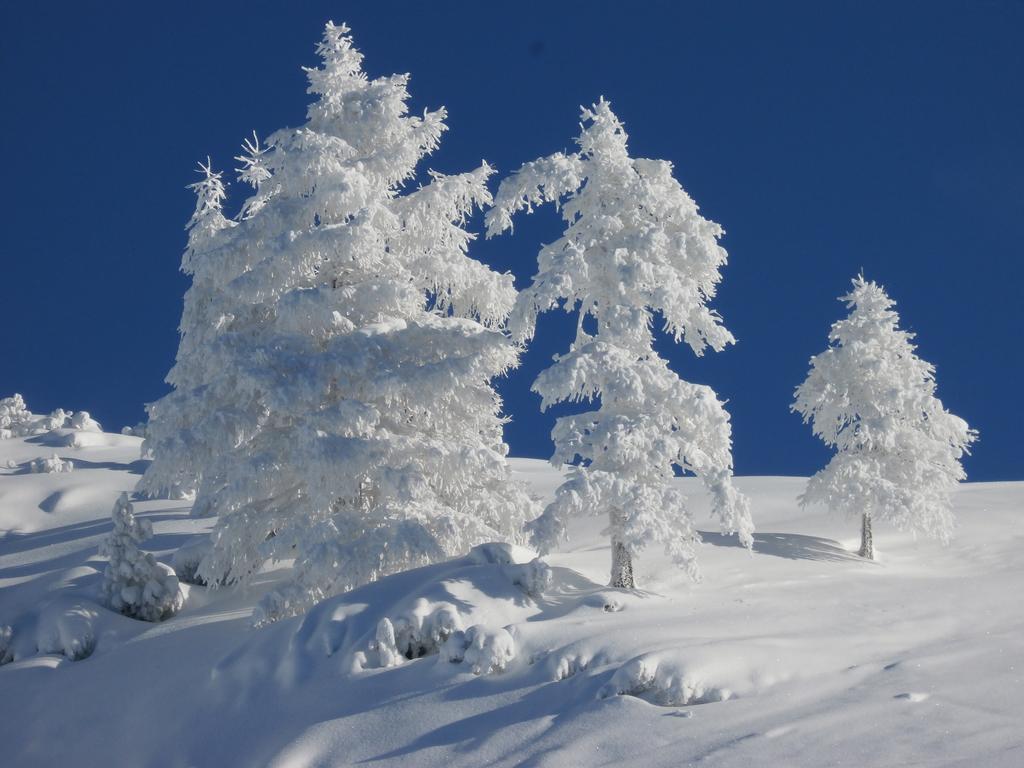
[143,22,536,621]
[99,493,183,622]
[793,275,977,559]
[486,99,753,588]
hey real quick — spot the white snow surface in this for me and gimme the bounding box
[0,430,1021,767]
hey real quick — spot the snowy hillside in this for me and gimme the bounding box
[1,430,1021,767]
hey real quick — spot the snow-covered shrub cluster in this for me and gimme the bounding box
[794,276,977,559]
[368,600,517,676]
[486,99,753,586]
[142,21,538,622]
[99,493,183,622]
[370,599,464,667]
[30,453,74,473]
[0,394,99,440]
[359,548,548,674]
[444,625,517,675]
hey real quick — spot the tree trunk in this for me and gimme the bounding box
[858,512,874,560]
[611,538,635,589]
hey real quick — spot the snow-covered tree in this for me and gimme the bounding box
[144,22,536,621]
[99,493,183,622]
[793,275,977,559]
[486,99,753,588]
[137,159,238,503]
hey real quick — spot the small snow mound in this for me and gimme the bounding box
[467,541,536,565]
[544,646,611,681]
[63,429,135,449]
[30,453,74,474]
[120,422,147,438]
[600,655,733,706]
[502,557,552,598]
[35,599,99,661]
[467,543,551,597]
[583,592,626,612]
[895,692,930,702]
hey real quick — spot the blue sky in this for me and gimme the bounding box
[3,1,1021,480]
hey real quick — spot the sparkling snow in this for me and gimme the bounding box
[0,430,1021,767]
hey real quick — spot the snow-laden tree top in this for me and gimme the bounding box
[794,275,977,544]
[487,98,734,357]
[487,99,752,585]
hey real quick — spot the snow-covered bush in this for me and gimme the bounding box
[486,99,753,587]
[30,453,74,473]
[41,408,72,432]
[793,275,978,559]
[450,625,517,675]
[69,411,102,432]
[138,21,538,622]
[369,599,465,667]
[99,493,183,621]
[0,394,33,439]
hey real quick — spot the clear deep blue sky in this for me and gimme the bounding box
[3,2,1022,480]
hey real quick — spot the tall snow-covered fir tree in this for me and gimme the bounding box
[144,22,537,621]
[793,275,977,559]
[486,99,753,588]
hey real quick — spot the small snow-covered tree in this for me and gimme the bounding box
[0,394,34,439]
[793,275,977,559]
[486,99,753,588]
[99,493,183,621]
[143,22,539,621]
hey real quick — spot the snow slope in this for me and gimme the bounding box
[0,431,1021,767]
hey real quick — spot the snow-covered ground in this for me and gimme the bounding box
[1,430,1021,767]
